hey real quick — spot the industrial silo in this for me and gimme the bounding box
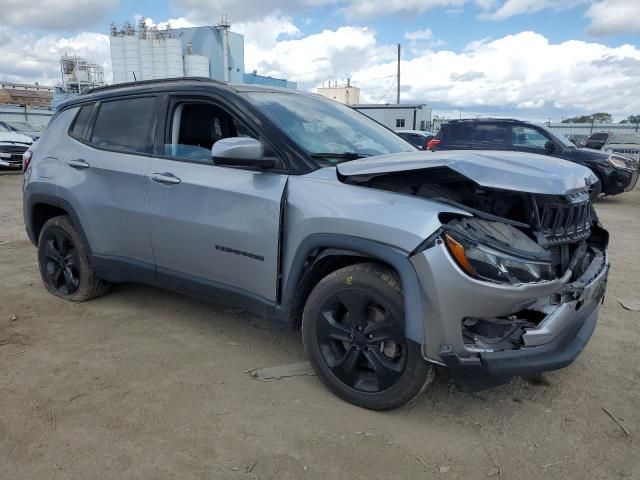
[184,43,210,77]
[139,38,154,81]
[109,35,126,84]
[152,37,167,79]
[165,37,184,78]
[123,34,142,82]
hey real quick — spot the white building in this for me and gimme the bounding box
[352,103,433,131]
[317,82,360,105]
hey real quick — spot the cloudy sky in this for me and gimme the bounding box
[1,0,639,120]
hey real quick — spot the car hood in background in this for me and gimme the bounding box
[337,150,597,195]
[0,132,33,145]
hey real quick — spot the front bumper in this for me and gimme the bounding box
[411,241,609,390]
[601,165,638,194]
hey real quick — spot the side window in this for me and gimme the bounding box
[395,118,405,128]
[165,101,258,163]
[470,125,509,146]
[89,97,157,154]
[69,104,93,140]
[445,124,473,143]
[511,126,549,150]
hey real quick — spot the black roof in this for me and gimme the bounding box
[58,77,305,110]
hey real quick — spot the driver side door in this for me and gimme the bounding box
[145,94,288,304]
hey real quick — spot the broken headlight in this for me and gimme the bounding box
[444,233,554,284]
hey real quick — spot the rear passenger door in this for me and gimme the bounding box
[145,94,288,303]
[57,96,159,281]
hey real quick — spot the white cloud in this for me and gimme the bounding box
[0,0,118,31]
[478,0,585,20]
[246,28,640,117]
[172,0,334,23]
[0,26,111,85]
[585,0,640,36]
[342,0,465,18]
[405,29,434,41]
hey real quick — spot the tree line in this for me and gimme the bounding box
[561,113,640,125]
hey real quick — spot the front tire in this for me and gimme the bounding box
[37,215,111,302]
[302,263,434,410]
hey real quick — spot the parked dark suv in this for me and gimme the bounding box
[430,119,638,198]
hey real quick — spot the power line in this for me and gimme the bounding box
[374,77,397,104]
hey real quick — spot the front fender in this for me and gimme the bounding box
[278,234,426,343]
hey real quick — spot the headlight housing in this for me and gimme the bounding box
[444,233,555,284]
[607,155,631,170]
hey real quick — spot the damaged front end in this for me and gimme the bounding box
[339,153,609,390]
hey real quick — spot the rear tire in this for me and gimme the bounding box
[37,215,111,302]
[302,262,434,410]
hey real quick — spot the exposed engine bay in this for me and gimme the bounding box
[343,167,608,279]
[342,166,610,353]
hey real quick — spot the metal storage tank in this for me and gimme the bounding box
[165,38,184,78]
[110,36,126,84]
[152,38,167,79]
[139,38,154,81]
[123,35,141,82]
[184,54,210,77]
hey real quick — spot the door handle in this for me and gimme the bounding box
[150,172,181,185]
[68,159,90,169]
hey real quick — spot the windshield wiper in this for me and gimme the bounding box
[310,152,372,160]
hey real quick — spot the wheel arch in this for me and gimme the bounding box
[26,194,92,254]
[278,234,425,344]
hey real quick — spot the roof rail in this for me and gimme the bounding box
[83,77,226,95]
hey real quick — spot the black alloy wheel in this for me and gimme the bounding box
[37,215,111,302]
[302,263,434,410]
[316,290,407,393]
[41,226,81,295]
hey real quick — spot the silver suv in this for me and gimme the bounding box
[23,79,609,410]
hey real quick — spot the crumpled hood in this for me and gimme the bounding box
[337,150,597,195]
[0,132,32,145]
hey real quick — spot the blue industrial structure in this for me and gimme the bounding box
[166,26,295,88]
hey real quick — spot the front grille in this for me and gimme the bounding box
[533,194,592,246]
[0,145,29,154]
[612,148,640,160]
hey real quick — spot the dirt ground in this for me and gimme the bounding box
[1,170,638,480]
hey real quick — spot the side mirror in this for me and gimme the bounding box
[544,140,556,153]
[212,137,277,169]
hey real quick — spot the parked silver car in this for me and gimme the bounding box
[602,133,640,160]
[23,79,609,410]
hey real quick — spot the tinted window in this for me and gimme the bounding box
[511,126,549,150]
[590,133,608,141]
[69,104,93,140]
[442,123,508,146]
[164,101,259,163]
[90,97,157,153]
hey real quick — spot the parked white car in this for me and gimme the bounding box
[0,125,33,169]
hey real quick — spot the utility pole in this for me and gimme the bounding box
[396,43,401,104]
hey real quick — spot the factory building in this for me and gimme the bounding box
[109,19,294,89]
[352,103,433,131]
[316,81,360,105]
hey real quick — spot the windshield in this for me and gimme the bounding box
[6,121,43,133]
[242,92,415,163]
[539,125,575,148]
[0,124,10,133]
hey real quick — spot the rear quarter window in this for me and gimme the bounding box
[68,104,94,140]
[89,96,158,154]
